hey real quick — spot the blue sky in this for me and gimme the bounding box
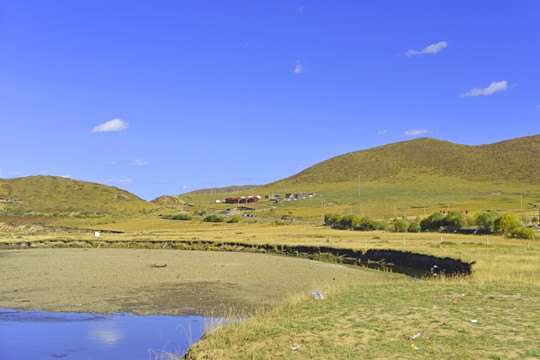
[1,1,539,200]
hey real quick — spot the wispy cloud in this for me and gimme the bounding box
[60,174,72,179]
[460,81,508,98]
[92,119,128,133]
[104,179,133,186]
[130,159,149,167]
[293,62,304,74]
[406,41,447,57]
[377,129,388,135]
[404,129,433,137]
[182,185,190,190]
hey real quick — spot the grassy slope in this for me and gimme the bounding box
[0,175,156,214]
[165,225,539,359]
[278,135,540,185]
[181,135,540,219]
[187,281,539,359]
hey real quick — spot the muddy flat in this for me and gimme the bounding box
[0,248,403,316]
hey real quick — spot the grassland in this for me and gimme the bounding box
[1,135,538,358]
[1,218,539,359]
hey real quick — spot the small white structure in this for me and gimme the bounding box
[94,231,100,238]
[215,199,221,203]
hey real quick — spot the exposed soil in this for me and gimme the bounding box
[0,249,402,317]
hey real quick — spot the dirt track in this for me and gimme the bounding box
[0,248,400,316]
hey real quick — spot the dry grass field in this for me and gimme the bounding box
[1,218,539,359]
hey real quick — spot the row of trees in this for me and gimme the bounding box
[324,213,420,233]
[324,211,536,239]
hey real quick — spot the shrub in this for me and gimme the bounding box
[393,219,408,232]
[474,211,498,232]
[420,212,445,231]
[377,220,389,231]
[228,214,242,223]
[518,227,535,240]
[495,213,519,234]
[164,213,192,221]
[358,217,377,231]
[204,214,225,223]
[408,221,421,232]
[341,214,361,229]
[444,210,464,228]
[324,213,343,226]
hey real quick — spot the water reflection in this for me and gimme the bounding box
[0,309,211,360]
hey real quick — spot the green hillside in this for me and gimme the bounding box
[0,176,156,214]
[279,135,539,185]
[181,135,540,218]
[150,195,186,208]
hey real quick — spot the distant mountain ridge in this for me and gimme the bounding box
[182,185,259,196]
[2,135,538,213]
[278,134,540,185]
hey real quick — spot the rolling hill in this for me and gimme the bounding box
[180,134,540,216]
[0,176,156,214]
[278,134,540,186]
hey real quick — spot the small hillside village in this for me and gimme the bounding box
[218,192,316,204]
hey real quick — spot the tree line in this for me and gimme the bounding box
[324,210,536,239]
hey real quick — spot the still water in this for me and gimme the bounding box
[0,309,213,359]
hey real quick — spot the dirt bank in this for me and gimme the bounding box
[0,249,403,316]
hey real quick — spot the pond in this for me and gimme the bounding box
[0,309,219,360]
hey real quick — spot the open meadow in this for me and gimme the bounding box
[1,218,538,359]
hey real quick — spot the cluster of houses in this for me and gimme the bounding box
[270,193,316,203]
[216,192,316,204]
[223,196,261,204]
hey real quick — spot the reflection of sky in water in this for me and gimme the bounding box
[0,309,211,360]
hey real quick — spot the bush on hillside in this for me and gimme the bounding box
[393,219,408,232]
[377,220,390,231]
[408,220,421,232]
[203,214,225,223]
[163,213,192,221]
[495,213,519,234]
[228,214,242,223]
[341,214,361,229]
[358,216,378,231]
[420,212,445,231]
[474,211,498,232]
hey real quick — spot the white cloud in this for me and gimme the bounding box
[404,129,433,137]
[293,63,304,74]
[60,174,72,179]
[406,41,447,57]
[130,159,149,167]
[460,81,508,97]
[377,129,388,135]
[92,119,128,133]
[104,179,133,186]
[182,185,191,190]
